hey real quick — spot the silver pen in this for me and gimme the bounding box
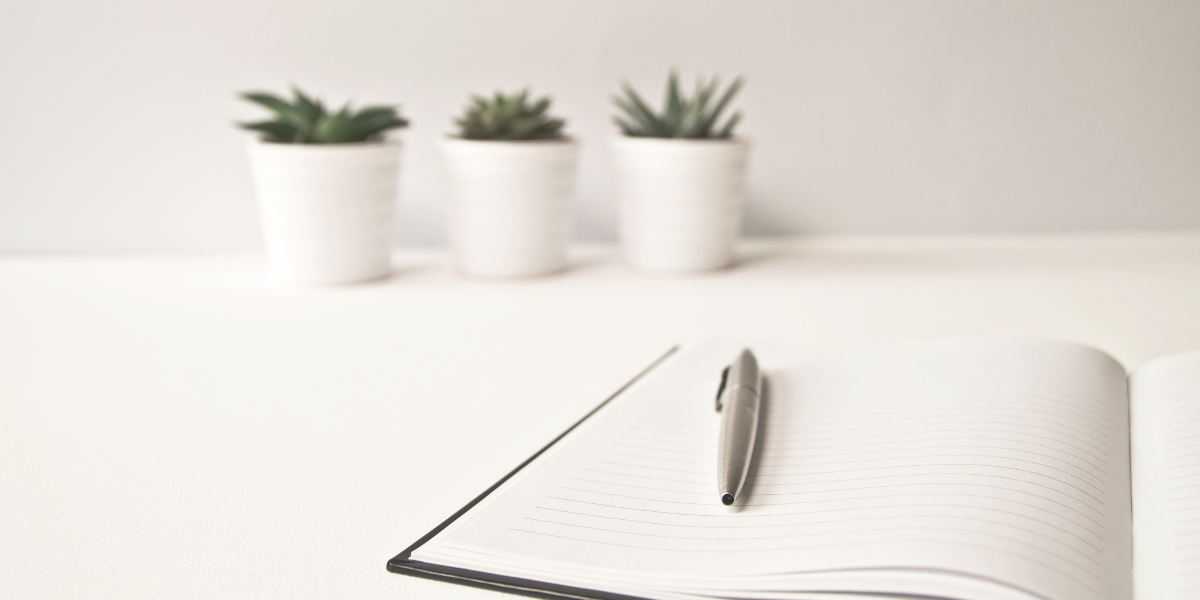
[715,349,762,506]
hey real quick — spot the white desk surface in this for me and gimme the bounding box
[2,232,1199,599]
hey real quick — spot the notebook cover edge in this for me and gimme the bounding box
[386,345,680,600]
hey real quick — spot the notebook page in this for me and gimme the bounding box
[1130,351,1200,600]
[414,339,1131,600]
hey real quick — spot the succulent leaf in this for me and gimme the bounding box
[239,120,300,143]
[716,112,742,139]
[454,88,566,141]
[617,83,666,137]
[698,77,743,137]
[236,86,408,144]
[612,72,744,139]
[665,73,683,124]
[612,115,638,137]
[290,87,324,123]
[240,92,320,142]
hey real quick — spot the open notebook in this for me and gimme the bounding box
[387,339,1200,600]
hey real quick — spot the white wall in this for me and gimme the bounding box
[1,0,1197,251]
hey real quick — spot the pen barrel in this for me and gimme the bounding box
[717,386,760,500]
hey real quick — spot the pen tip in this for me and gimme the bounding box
[721,493,735,506]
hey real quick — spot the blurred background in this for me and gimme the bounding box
[1,0,1197,252]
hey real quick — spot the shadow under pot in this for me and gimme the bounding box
[610,136,749,274]
[440,138,579,278]
[246,139,402,284]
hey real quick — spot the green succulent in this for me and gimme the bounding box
[455,89,566,140]
[613,72,744,139]
[236,86,409,144]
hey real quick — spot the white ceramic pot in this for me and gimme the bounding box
[440,138,579,278]
[610,136,749,273]
[246,140,402,284]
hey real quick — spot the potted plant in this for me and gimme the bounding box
[237,86,408,284]
[611,72,748,273]
[440,89,578,278]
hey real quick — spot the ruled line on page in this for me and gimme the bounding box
[756,428,1109,462]
[641,404,1113,434]
[584,461,1105,506]
[753,437,1111,473]
[727,416,1114,450]
[597,448,1106,487]
[635,410,1113,439]
[557,484,1104,535]
[506,528,1107,597]
[760,458,1104,489]
[533,503,1103,550]
[609,436,1104,487]
[594,455,1104,491]
[522,512,1105,568]
[538,499,1105,550]
[558,480,1106,529]
[648,391,1113,429]
[759,445,1107,476]
[538,493,1100,537]
[642,384,1117,416]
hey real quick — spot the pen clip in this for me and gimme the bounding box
[715,365,730,412]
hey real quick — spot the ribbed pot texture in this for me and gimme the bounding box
[610,136,749,273]
[440,138,579,278]
[247,140,402,284]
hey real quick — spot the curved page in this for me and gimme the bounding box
[1131,351,1200,600]
[413,339,1132,600]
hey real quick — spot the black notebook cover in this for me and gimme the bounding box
[386,347,679,600]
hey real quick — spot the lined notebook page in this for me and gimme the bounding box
[415,339,1132,600]
[1131,351,1200,600]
